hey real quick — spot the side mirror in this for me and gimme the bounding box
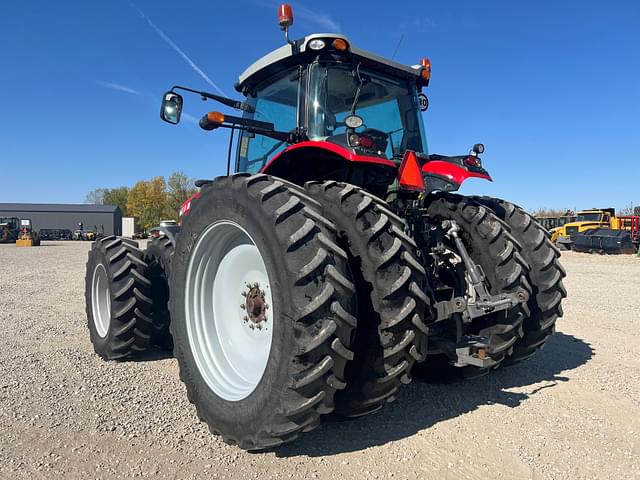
[160,91,183,124]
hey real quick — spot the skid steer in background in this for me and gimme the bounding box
[85,4,566,450]
[16,219,40,247]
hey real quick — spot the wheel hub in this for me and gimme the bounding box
[242,283,269,329]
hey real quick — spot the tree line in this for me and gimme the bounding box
[85,172,197,230]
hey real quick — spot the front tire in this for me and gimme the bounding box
[169,174,357,450]
[85,236,153,360]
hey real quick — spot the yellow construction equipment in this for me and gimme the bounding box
[550,208,614,247]
[16,219,40,247]
[551,208,640,252]
[536,213,576,233]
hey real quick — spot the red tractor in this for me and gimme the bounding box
[85,5,566,450]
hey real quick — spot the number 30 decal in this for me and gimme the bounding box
[418,93,429,112]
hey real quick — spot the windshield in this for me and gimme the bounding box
[575,213,602,222]
[306,62,427,161]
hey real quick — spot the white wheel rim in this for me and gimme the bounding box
[91,263,111,338]
[185,220,274,401]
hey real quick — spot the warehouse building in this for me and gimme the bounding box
[0,203,122,236]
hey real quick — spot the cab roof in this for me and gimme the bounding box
[236,33,426,93]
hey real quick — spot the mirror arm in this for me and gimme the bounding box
[209,113,290,142]
[171,85,254,113]
[217,124,290,142]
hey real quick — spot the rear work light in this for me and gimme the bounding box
[398,150,426,192]
[308,39,326,50]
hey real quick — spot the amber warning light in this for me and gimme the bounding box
[420,57,431,84]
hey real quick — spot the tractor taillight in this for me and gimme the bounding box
[464,155,480,167]
[398,150,426,192]
[278,4,294,29]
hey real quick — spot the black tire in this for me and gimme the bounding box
[305,181,431,417]
[85,236,153,360]
[144,235,175,350]
[169,174,357,450]
[419,193,531,379]
[470,197,567,363]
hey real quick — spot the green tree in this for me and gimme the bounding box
[127,177,168,231]
[165,171,197,219]
[85,188,106,205]
[103,187,130,217]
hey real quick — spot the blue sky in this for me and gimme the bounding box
[2,0,639,212]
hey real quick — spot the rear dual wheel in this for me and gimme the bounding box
[169,174,357,450]
[305,181,432,417]
[471,197,567,363]
[144,236,175,350]
[418,193,531,379]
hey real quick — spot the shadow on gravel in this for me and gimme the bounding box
[275,332,593,457]
[130,347,173,362]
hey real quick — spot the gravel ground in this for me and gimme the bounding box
[0,241,639,480]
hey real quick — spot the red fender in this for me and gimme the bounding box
[422,160,492,185]
[261,140,397,173]
[179,192,201,223]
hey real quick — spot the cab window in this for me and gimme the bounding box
[237,69,299,173]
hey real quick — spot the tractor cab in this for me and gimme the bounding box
[234,33,430,179]
[160,4,490,199]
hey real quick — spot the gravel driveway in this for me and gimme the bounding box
[1,241,638,479]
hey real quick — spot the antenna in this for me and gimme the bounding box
[391,33,404,60]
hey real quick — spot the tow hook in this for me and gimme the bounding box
[454,335,498,368]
